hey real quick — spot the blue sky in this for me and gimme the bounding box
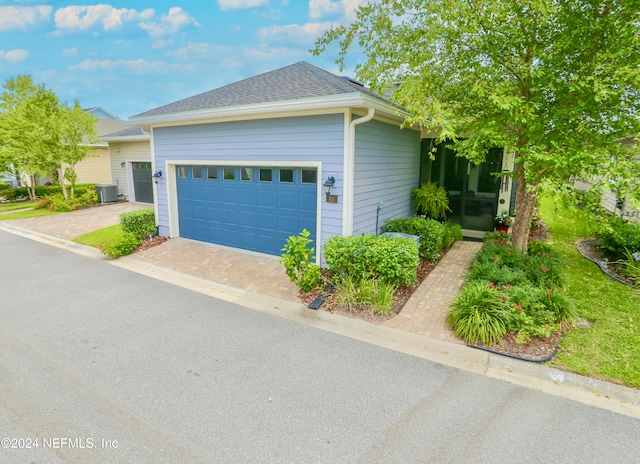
[0,0,365,119]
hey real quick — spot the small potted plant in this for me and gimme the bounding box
[494,212,512,233]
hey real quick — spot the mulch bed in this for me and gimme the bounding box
[132,235,169,253]
[471,330,564,362]
[577,237,638,288]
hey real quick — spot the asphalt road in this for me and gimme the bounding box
[0,229,639,463]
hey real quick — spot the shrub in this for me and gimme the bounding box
[596,215,640,259]
[120,208,156,240]
[0,188,16,201]
[444,222,463,249]
[0,182,11,190]
[447,281,510,345]
[76,188,98,208]
[47,193,75,212]
[279,229,323,293]
[324,234,419,287]
[99,232,141,259]
[410,181,451,220]
[33,197,52,209]
[501,285,574,343]
[381,216,447,262]
[465,260,529,287]
[12,183,96,199]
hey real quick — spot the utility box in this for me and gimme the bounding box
[96,184,118,204]
[380,232,420,246]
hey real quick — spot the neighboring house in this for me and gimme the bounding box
[102,127,153,203]
[69,108,122,186]
[128,62,513,262]
[574,136,640,223]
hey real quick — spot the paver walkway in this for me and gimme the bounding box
[384,240,483,343]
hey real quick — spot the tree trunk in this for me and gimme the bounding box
[28,174,37,201]
[59,166,69,200]
[511,158,537,253]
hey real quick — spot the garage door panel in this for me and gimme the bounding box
[277,190,298,209]
[257,188,276,207]
[238,188,257,207]
[178,165,316,255]
[238,210,258,228]
[257,212,276,230]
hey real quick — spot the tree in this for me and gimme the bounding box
[56,100,98,199]
[313,0,640,252]
[0,75,60,200]
[0,75,98,201]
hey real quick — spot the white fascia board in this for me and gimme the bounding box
[102,135,150,142]
[127,93,410,127]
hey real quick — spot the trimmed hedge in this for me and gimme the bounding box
[11,183,96,198]
[323,234,419,287]
[381,216,452,262]
[120,208,156,240]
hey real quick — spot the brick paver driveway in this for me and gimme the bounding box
[3,201,150,240]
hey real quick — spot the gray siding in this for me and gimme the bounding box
[353,119,421,235]
[153,114,345,255]
[575,180,640,223]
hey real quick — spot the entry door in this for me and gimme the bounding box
[423,141,502,230]
[132,162,153,203]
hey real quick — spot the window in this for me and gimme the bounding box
[259,169,272,182]
[241,168,253,181]
[223,167,235,180]
[207,167,218,180]
[192,167,203,179]
[301,169,317,184]
[279,169,293,183]
[177,166,187,178]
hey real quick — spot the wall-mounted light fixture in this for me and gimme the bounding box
[323,176,335,198]
[120,161,126,168]
[152,170,163,184]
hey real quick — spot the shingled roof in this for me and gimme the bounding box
[132,61,390,119]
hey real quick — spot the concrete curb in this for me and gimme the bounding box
[1,221,639,419]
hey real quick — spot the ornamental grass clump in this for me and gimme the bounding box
[447,281,510,345]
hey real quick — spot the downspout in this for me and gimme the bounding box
[343,108,375,235]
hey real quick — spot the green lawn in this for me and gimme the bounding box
[0,208,60,220]
[73,224,124,248]
[540,196,640,389]
[0,201,36,212]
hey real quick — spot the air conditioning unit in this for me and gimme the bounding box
[96,184,118,204]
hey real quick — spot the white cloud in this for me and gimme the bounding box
[69,58,165,74]
[54,5,154,32]
[244,46,304,60]
[308,0,364,21]
[0,49,29,63]
[218,0,268,10]
[172,42,212,58]
[259,22,336,44]
[0,5,52,31]
[64,47,78,55]
[139,7,200,38]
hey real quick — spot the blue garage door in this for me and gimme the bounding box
[177,166,317,256]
